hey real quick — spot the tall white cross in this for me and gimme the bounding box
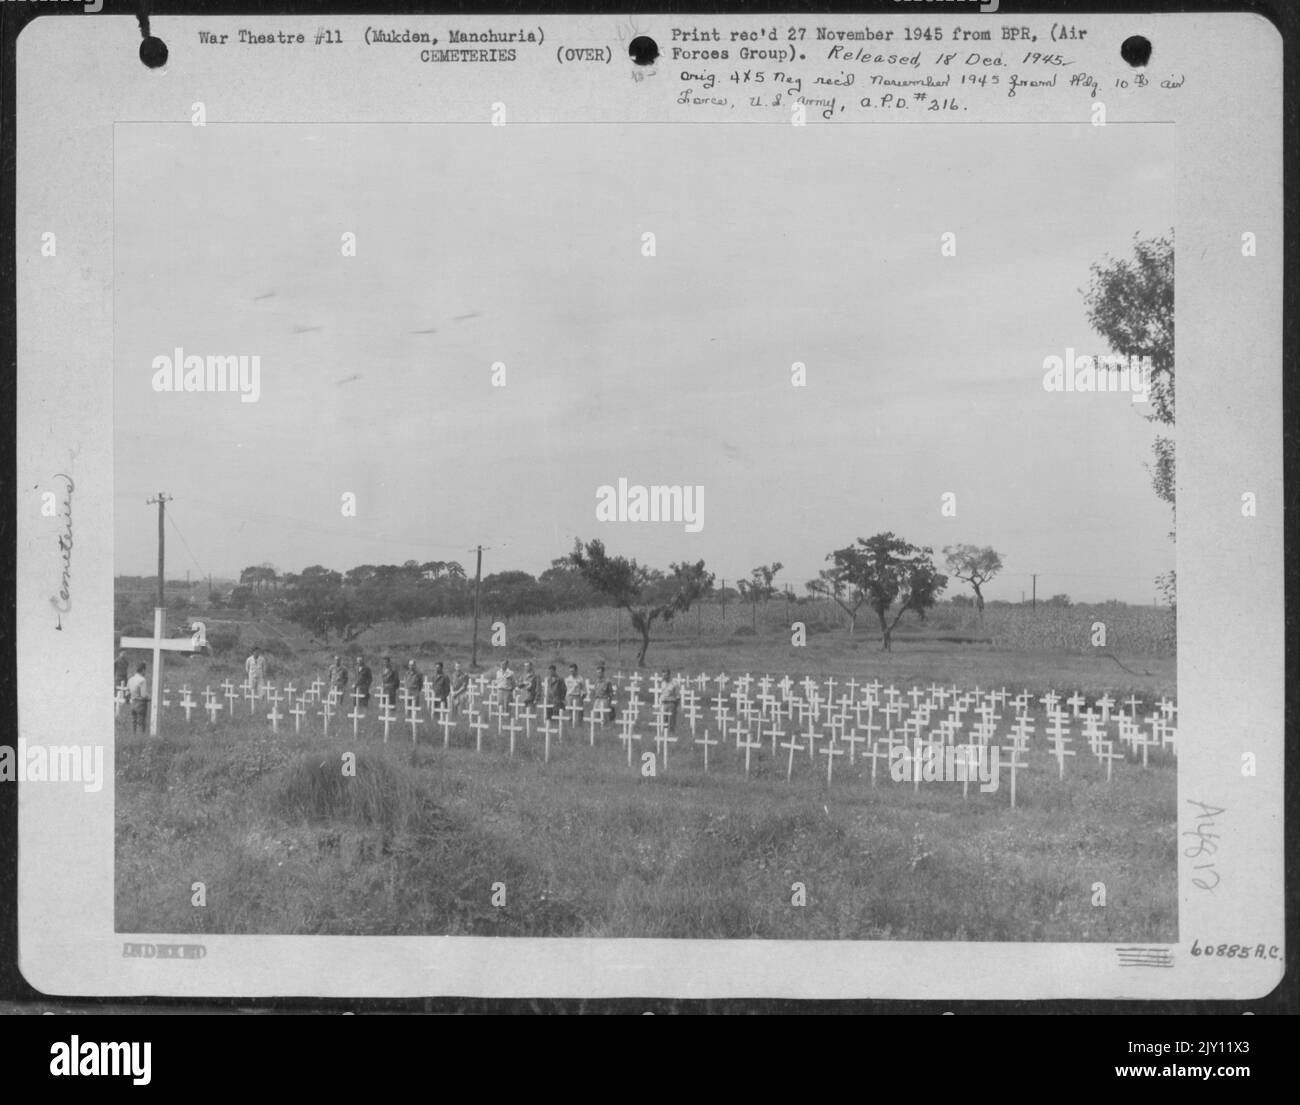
[119,609,206,736]
[781,731,802,782]
[694,728,717,772]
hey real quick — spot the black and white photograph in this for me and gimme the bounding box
[10,8,1287,1007]
[111,121,1179,943]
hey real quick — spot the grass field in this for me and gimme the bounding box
[115,622,1177,942]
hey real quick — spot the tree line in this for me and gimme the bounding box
[202,537,1013,666]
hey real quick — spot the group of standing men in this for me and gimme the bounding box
[119,642,683,734]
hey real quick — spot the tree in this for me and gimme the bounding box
[569,538,713,667]
[281,565,373,642]
[821,534,947,651]
[736,562,783,629]
[239,564,279,592]
[942,544,1003,618]
[1046,593,1072,608]
[806,564,869,635]
[1084,231,1175,601]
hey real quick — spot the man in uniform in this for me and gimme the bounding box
[450,661,469,716]
[543,664,565,721]
[659,668,682,733]
[127,663,149,734]
[380,656,400,711]
[404,659,424,704]
[589,663,616,724]
[245,646,268,700]
[431,662,452,714]
[354,655,373,708]
[518,661,540,711]
[564,663,586,724]
[328,655,349,701]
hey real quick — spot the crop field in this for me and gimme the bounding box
[115,608,1177,942]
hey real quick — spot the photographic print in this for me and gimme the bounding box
[14,10,1283,1001]
[111,119,1178,943]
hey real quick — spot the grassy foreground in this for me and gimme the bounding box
[116,710,1177,941]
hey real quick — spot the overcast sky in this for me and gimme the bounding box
[115,121,1174,603]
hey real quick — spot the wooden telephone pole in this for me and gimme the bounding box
[470,545,484,668]
[120,493,203,736]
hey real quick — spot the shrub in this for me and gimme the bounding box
[268,754,424,834]
[206,628,241,657]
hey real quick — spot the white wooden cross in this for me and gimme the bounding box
[1094,694,1115,723]
[1096,739,1122,781]
[617,716,639,766]
[694,727,717,772]
[290,696,306,733]
[862,740,888,786]
[1048,732,1075,780]
[958,744,979,799]
[738,729,761,777]
[683,694,701,735]
[118,609,207,736]
[243,680,257,716]
[907,685,925,710]
[1065,692,1086,718]
[538,717,559,764]
[653,730,676,772]
[179,685,197,723]
[781,730,802,781]
[503,715,522,758]
[1081,711,1105,755]
[437,705,455,749]
[319,695,334,738]
[203,688,223,724]
[267,696,284,734]
[1000,744,1027,808]
[469,711,490,753]
[405,701,423,746]
[348,688,365,738]
[820,740,843,786]
[377,694,396,743]
[840,727,864,764]
[1009,715,1034,750]
[805,715,821,764]
[764,721,784,761]
[219,680,236,715]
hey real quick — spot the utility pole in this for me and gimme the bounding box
[1031,574,1037,611]
[720,579,726,625]
[470,544,483,669]
[149,493,171,607]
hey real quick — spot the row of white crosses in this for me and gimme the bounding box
[117,666,1177,802]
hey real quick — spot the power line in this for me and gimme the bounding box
[166,509,209,580]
